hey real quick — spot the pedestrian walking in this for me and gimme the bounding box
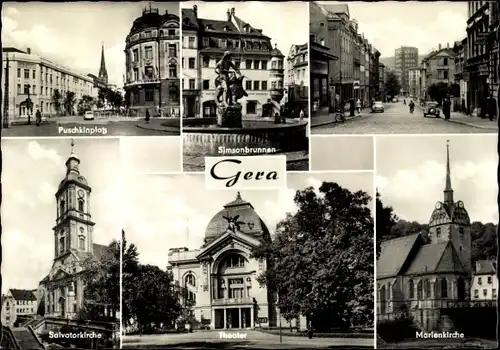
[307,320,313,339]
[35,109,42,126]
[403,98,406,105]
[443,98,451,120]
[487,95,497,121]
[356,98,362,114]
[145,109,150,123]
[409,100,415,114]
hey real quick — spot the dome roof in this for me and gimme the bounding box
[58,172,89,190]
[271,44,284,58]
[129,8,179,35]
[205,192,270,243]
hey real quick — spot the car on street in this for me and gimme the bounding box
[371,101,384,113]
[392,97,399,103]
[83,111,94,120]
[423,102,440,118]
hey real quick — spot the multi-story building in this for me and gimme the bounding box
[1,47,96,123]
[420,43,457,102]
[407,67,421,99]
[123,7,180,117]
[286,43,309,117]
[453,38,469,112]
[369,46,381,101]
[395,46,419,96]
[181,5,285,119]
[488,1,499,106]
[360,36,368,104]
[1,289,39,327]
[167,192,306,330]
[378,62,386,101]
[466,2,490,113]
[39,140,116,320]
[471,260,497,300]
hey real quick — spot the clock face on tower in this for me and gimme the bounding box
[457,201,464,208]
[435,202,442,210]
[78,189,85,198]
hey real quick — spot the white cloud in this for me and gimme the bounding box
[12,190,36,208]
[4,7,20,17]
[305,177,322,190]
[27,141,63,165]
[37,182,57,204]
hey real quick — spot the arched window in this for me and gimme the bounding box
[408,279,414,298]
[60,200,66,216]
[424,279,431,299]
[79,236,85,250]
[416,280,423,299]
[225,254,246,268]
[78,198,85,212]
[59,237,65,254]
[185,274,196,287]
[440,278,448,298]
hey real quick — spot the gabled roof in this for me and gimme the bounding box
[424,48,456,61]
[199,18,238,33]
[232,14,266,36]
[321,3,350,17]
[9,289,37,301]
[182,8,198,30]
[197,231,261,260]
[403,241,466,275]
[475,260,497,275]
[377,233,422,279]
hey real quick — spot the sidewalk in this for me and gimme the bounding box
[416,104,497,131]
[311,110,365,128]
[136,118,181,133]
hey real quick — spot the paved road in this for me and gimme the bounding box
[122,330,373,349]
[313,101,487,134]
[1,120,179,137]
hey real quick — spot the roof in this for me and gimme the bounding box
[9,289,37,301]
[92,243,113,260]
[475,260,497,275]
[2,47,26,54]
[182,8,198,30]
[424,48,456,61]
[271,44,284,57]
[404,241,466,275]
[321,3,350,17]
[377,233,422,279]
[129,8,179,35]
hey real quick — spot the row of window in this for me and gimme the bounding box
[436,226,464,238]
[473,288,497,298]
[132,84,179,104]
[17,84,89,98]
[130,65,177,81]
[58,235,86,254]
[15,300,34,305]
[15,308,34,313]
[182,57,273,71]
[200,36,270,52]
[17,68,88,87]
[477,276,494,285]
[59,198,86,216]
[130,44,178,62]
[185,79,280,91]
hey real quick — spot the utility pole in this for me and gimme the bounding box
[3,55,10,129]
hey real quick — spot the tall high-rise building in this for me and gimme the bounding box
[395,46,419,95]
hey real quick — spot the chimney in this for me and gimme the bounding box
[438,43,442,50]
[165,10,168,15]
[26,47,31,54]
[227,9,231,22]
[475,261,480,273]
[447,42,449,49]
[193,4,197,17]
[231,7,235,15]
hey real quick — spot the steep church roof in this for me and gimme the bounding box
[98,44,108,84]
[377,233,422,279]
[403,241,466,275]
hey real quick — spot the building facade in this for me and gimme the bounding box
[124,7,180,117]
[286,43,309,117]
[395,46,419,96]
[181,6,285,119]
[420,44,457,102]
[1,47,96,123]
[168,192,305,330]
[407,67,421,99]
[471,260,497,300]
[1,289,39,327]
[377,142,473,331]
[39,141,114,320]
[378,63,386,101]
[488,1,499,107]
[453,38,469,112]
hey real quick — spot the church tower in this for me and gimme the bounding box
[53,139,95,262]
[428,141,472,272]
[98,43,108,85]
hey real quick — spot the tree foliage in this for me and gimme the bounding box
[375,191,399,256]
[64,91,76,115]
[52,89,62,115]
[428,82,459,105]
[385,71,402,98]
[97,87,124,110]
[77,95,96,115]
[252,182,374,330]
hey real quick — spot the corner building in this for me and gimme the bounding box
[124,7,180,117]
[181,5,284,118]
[168,193,305,330]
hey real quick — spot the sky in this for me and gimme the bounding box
[318,1,468,58]
[376,134,497,224]
[121,136,182,174]
[311,136,374,171]
[123,172,373,268]
[1,137,122,294]
[183,1,308,59]
[1,2,179,86]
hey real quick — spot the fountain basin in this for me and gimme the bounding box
[183,119,308,156]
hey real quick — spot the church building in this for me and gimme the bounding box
[168,192,305,330]
[377,141,472,331]
[39,140,113,319]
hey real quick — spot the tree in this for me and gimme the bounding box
[64,91,76,115]
[375,191,399,255]
[252,182,374,330]
[111,91,123,110]
[427,82,449,105]
[121,230,139,327]
[471,222,497,263]
[77,239,120,321]
[52,89,62,115]
[77,94,95,115]
[385,71,402,98]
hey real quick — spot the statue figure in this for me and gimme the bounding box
[222,214,245,233]
[214,51,246,107]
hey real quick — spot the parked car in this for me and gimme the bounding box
[423,102,440,118]
[371,101,384,113]
[392,97,399,103]
[84,111,94,120]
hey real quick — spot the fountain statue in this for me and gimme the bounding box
[214,51,247,128]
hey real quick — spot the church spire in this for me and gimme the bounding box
[98,42,108,85]
[443,140,454,204]
[65,138,80,174]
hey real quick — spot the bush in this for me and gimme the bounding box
[377,316,420,342]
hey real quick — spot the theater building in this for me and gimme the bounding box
[168,192,305,330]
[124,6,180,117]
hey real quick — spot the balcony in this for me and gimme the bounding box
[212,297,254,306]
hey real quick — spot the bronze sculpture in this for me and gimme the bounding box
[214,51,247,107]
[222,214,245,233]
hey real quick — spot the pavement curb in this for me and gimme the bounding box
[136,124,181,133]
[444,118,497,131]
[311,114,363,128]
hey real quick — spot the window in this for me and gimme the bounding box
[17,68,21,78]
[145,88,154,102]
[169,64,177,78]
[202,80,210,90]
[443,57,448,66]
[253,81,260,90]
[168,44,177,57]
[77,198,84,212]
[145,46,153,59]
[247,101,257,114]
[188,37,195,49]
[261,60,267,70]
[424,279,431,298]
[493,289,497,298]
[189,79,195,90]
[436,227,441,238]
[234,60,241,69]
[443,71,448,79]
[441,278,448,298]
[245,60,252,70]
[488,276,492,284]
[478,277,482,285]
[133,49,138,61]
[24,84,30,94]
[32,70,36,79]
[17,84,21,94]
[483,289,488,297]
[246,80,252,90]
[167,28,175,36]
[253,60,260,70]
[459,227,464,237]
[203,37,209,47]
[24,69,30,79]
[202,57,210,68]
[185,274,196,287]
[59,237,65,254]
[225,255,246,268]
[321,39,325,46]
[189,58,195,69]
[272,60,277,69]
[262,81,268,90]
[408,279,414,298]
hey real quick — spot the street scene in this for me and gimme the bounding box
[121,172,375,349]
[181,2,309,171]
[311,1,499,134]
[1,2,181,137]
[376,135,498,349]
[1,138,121,349]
